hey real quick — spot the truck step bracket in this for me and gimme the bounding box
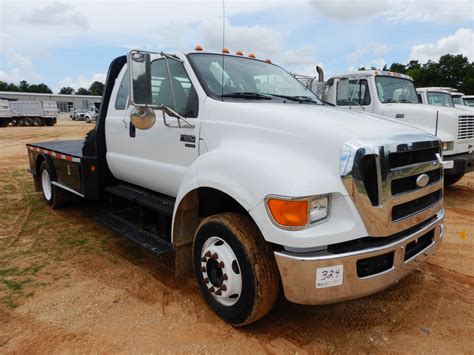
[95,213,174,255]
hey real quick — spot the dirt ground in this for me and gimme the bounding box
[0,115,473,353]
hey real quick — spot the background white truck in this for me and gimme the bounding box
[8,100,58,126]
[26,49,444,325]
[300,69,474,186]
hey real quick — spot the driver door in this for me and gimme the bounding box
[106,53,200,197]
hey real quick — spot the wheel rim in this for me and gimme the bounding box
[200,236,242,306]
[41,169,52,201]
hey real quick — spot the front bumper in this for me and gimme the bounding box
[444,151,474,176]
[274,210,444,305]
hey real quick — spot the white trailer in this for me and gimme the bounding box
[0,100,12,127]
[9,101,58,126]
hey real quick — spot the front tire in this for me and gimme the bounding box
[39,161,69,209]
[193,213,279,326]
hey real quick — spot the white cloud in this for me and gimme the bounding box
[22,2,89,28]
[410,28,474,63]
[57,73,107,92]
[347,42,391,66]
[199,18,317,67]
[310,0,473,24]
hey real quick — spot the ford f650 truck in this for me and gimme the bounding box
[26,49,445,326]
[300,70,474,186]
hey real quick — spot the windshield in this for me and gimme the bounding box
[426,92,454,107]
[463,97,474,107]
[188,53,319,102]
[452,96,463,105]
[375,76,419,104]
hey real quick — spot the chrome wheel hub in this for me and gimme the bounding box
[200,236,242,306]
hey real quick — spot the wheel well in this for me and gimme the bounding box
[172,187,249,276]
[35,154,45,176]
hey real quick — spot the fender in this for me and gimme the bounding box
[172,141,356,248]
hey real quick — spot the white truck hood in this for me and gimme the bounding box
[380,103,474,155]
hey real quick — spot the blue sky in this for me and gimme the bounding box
[0,0,472,93]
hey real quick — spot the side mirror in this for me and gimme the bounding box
[130,107,156,130]
[128,50,153,106]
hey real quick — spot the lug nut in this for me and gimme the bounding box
[220,285,227,291]
[204,277,209,284]
[218,261,225,268]
[215,289,222,296]
[205,251,212,257]
[222,274,228,281]
[200,257,207,262]
[209,287,215,293]
[211,253,218,259]
[200,266,206,272]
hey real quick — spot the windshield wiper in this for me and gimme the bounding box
[262,93,321,104]
[220,92,272,100]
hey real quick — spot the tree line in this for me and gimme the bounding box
[361,54,474,95]
[0,80,104,96]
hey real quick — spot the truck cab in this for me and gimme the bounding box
[322,71,474,186]
[27,50,445,325]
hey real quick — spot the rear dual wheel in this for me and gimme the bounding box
[39,161,69,209]
[193,213,279,326]
[0,118,9,127]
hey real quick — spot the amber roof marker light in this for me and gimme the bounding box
[195,44,204,51]
[248,53,256,59]
[222,48,230,54]
[235,50,243,56]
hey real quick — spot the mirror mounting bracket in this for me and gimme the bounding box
[160,105,194,128]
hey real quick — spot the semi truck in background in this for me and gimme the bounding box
[0,100,12,127]
[25,48,445,325]
[298,69,474,186]
[10,101,59,126]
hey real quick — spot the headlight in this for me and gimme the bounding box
[441,141,454,151]
[309,196,329,223]
[266,194,330,230]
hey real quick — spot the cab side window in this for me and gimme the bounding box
[114,69,129,110]
[150,59,199,118]
[337,79,371,106]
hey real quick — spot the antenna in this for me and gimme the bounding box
[221,0,225,101]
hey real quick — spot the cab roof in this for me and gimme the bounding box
[329,70,413,81]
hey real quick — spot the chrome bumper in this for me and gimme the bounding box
[274,210,444,305]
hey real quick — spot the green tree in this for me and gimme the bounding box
[28,83,53,93]
[76,87,90,95]
[59,86,74,94]
[19,80,30,92]
[88,81,104,96]
[388,63,406,74]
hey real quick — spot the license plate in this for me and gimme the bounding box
[443,160,454,169]
[316,265,343,288]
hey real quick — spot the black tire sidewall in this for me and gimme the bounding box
[194,219,257,325]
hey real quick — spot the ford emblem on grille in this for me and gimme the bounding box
[416,173,430,187]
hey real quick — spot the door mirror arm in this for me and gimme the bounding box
[160,105,194,128]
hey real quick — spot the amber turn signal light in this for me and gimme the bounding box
[267,198,308,227]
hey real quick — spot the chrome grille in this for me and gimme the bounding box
[341,136,443,237]
[458,115,474,140]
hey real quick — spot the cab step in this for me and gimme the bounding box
[95,213,174,255]
[106,184,175,216]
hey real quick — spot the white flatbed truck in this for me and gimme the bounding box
[26,49,445,325]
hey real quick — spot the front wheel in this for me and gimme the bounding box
[85,116,91,123]
[193,213,279,326]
